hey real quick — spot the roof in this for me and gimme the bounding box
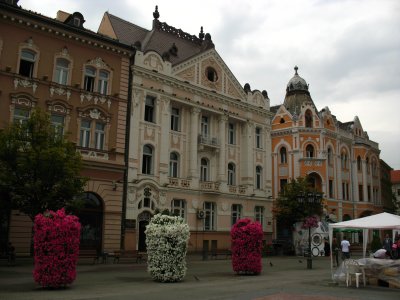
[391,170,400,183]
[329,212,400,230]
[106,9,214,66]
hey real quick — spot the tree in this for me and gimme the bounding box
[273,177,323,226]
[0,109,87,221]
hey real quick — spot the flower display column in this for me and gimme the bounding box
[145,214,190,282]
[33,208,81,288]
[231,218,263,275]
[302,215,319,269]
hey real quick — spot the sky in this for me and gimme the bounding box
[20,0,400,169]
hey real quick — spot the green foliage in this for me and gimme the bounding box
[273,177,323,225]
[0,109,87,220]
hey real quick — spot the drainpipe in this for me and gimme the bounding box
[121,46,137,250]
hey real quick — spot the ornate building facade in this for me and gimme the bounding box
[98,7,274,252]
[0,0,134,255]
[271,67,383,240]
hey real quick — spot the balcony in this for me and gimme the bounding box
[200,181,221,193]
[198,135,219,149]
[168,177,192,189]
[77,146,109,160]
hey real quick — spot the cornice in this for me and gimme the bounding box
[0,6,134,56]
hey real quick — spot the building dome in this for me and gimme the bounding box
[286,66,308,92]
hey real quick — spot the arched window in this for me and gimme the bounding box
[200,158,209,181]
[327,147,333,165]
[366,157,370,174]
[228,163,236,186]
[54,58,70,85]
[255,166,262,189]
[280,147,287,164]
[169,152,179,178]
[19,49,36,78]
[357,156,362,172]
[142,145,153,174]
[306,144,314,158]
[305,109,313,128]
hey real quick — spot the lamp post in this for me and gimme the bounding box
[297,192,323,270]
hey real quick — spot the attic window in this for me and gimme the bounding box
[73,17,80,27]
[206,67,218,82]
[280,118,285,124]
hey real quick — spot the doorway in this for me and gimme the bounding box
[137,211,152,251]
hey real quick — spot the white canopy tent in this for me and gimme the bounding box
[328,212,400,277]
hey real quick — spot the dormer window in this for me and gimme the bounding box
[73,17,80,27]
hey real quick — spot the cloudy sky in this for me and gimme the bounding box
[20,0,400,169]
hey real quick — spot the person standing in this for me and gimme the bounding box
[341,236,350,260]
[332,237,339,267]
[382,234,393,259]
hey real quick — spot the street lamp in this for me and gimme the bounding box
[297,192,323,270]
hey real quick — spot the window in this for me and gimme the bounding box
[142,145,153,175]
[206,67,218,82]
[255,166,262,189]
[51,114,64,137]
[13,107,30,124]
[327,148,333,165]
[306,145,314,158]
[367,185,371,202]
[329,180,334,198]
[280,179,288,193]
[366,157,370,174]
[372,160,377,176]
[280,147,287,164]
[19,49,36,78]
[255,206,264,228]
[94,122,105,150]
[84,67,96,92]
[227,163,236,186]
[79,120,91,147]
[231,204,242,225]
[305,109,313,128]
[359,185,363,201]
[201,116,209,137]
[357,156,362,171]
[97,70,109,95]
[170,107,180,131]
[171,199,185,219]
[228,123,235,145]
[169,152,179,178]
[342,182,349,201]
[397,189,400,196]
[200,158,209,181]
[204,201,216,231]
[144,96,155,123]
[255,127,262,148]
[54,58,70,85]
[341,152,348,169]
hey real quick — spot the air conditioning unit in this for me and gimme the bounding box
[197,210,205,219]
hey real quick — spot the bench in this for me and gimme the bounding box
[211,249,231,260]
[79,250,104,264]
[113,250,147,264]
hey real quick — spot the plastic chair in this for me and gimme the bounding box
[344,259,365,288]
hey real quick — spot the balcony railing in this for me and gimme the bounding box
[200,181,220,192]
[168,177,192,188]
[198,135,219,148]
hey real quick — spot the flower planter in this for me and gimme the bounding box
[231,218,263,275]
[145,214,190,282]
[33,208,81,288]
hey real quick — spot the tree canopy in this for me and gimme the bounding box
[272,177,323,226]
[0,109,87,220]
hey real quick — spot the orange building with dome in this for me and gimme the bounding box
[271,67,382,240]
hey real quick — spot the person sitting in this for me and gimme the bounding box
[373,248,390,259]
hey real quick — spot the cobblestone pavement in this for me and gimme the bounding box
[0,255,399,300]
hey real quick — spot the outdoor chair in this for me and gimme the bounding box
[344,259,365,288]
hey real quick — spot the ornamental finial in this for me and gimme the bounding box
[294,65,298,75]
[153,5,160,20]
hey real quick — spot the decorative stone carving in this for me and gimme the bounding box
[89,108,101,119]
[143,54,164,72]
[80,93,111,109]
[49,86,71,100]
[14,77,37,93]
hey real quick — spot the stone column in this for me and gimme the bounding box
[217,114,228,182]
[189,107,201,179]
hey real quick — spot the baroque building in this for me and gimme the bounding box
[271,67,382,242]
[0,0,134,255]
[98,6,274,252]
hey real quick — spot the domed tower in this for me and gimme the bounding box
[283,66,316,114]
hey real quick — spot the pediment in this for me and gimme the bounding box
[173,49,246,100]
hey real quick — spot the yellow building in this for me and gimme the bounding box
[271,66,382,240]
